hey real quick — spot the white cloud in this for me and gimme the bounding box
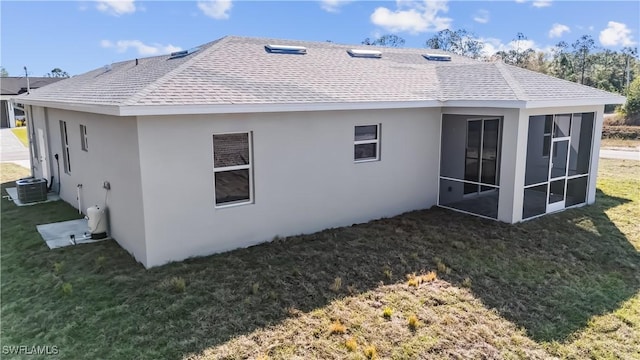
[370,0,452,34]
[548,23,570,38]
[516,0,552,7]
[599,21,636,46]
[532,0,552,8]
[320,0,352,13]
[473,9,489,24]
[479,37,553,57]
[101,39,182,56]
[96,0,136,16]
[197,0,232,20]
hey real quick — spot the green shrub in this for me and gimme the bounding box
[53,261,64,275]
[345,337,357,352]
[94,256,107,271]
[622,76,640,123]
[364,345,377,359]
[382,307,393,319]
[61,282,73,296]
[408,315,420,330]
[169,277,186,293]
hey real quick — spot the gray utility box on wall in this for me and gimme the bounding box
[16,178,47,203]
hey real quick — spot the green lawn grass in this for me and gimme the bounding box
[1,160,638,359]
[10,127,29,147]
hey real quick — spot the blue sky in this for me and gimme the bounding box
[1,1,638,77]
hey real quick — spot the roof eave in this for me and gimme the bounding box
[523,97,626,109]
[442,100,526,109]
[118,100,443,116]
[11,97,121,116]
[13,96,626,117]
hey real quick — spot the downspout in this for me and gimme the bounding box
[54,153,60,195]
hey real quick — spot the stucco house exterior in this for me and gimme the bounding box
[14,36,625,268]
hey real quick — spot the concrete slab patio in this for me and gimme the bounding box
[36,218,111,249]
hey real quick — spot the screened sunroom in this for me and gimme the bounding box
[438,109,599,223]
[439,114,503,220]
[522,112,594,220]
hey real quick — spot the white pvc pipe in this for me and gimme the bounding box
[77,184,82,214]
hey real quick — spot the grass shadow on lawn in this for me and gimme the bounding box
[1,182,638,359]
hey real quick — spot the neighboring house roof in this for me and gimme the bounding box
[15,36,625,116]
[1,77,64,95]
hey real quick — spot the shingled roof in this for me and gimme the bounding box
[1,77,64,96]
[16,35,625,116]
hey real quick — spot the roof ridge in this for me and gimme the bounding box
[494,61,528,101]
[123,36,233,106]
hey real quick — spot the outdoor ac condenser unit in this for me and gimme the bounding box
[15,178,47,203]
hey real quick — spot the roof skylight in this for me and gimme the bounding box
[169,47,201,60]
[423,53,451,62]
[348,49,382,58]
[265,44,307,54]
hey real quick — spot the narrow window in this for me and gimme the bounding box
[80,124,88,151]
[59,120,71,173]
[213,132,253,207]
[354,125,380,162]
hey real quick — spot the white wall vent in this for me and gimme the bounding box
[265,44,307,54]
[423,53,452,62]
[348,49,382,58]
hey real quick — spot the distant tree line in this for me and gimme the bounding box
[362,30,640,121]
[0,67,71,78]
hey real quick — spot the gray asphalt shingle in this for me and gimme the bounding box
[18,35,623,107]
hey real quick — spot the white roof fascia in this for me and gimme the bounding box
[10,97,121,116]
[12,97,626,117]
[118,100,443,116]
[523,97,626,109]
[442,100,526,109]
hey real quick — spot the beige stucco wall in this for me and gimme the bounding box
[137,108,441,267]
[29,107,147,265]
[24,103,605,268]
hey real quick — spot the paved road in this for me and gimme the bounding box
[600,148,640,161]
[0,128,31,168]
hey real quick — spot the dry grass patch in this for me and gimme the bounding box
[363,345,377,359]
[1,159,638,359]
[329,320,346,335]
[0,163,30,183]
[600,137,640,148]
[344,337,357,352]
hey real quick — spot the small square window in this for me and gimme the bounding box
[354,125,380,162]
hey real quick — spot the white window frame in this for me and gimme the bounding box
[213,131,253,208]
[59,120,71,174]
[80,124,88,152]
[354,124,381,163]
